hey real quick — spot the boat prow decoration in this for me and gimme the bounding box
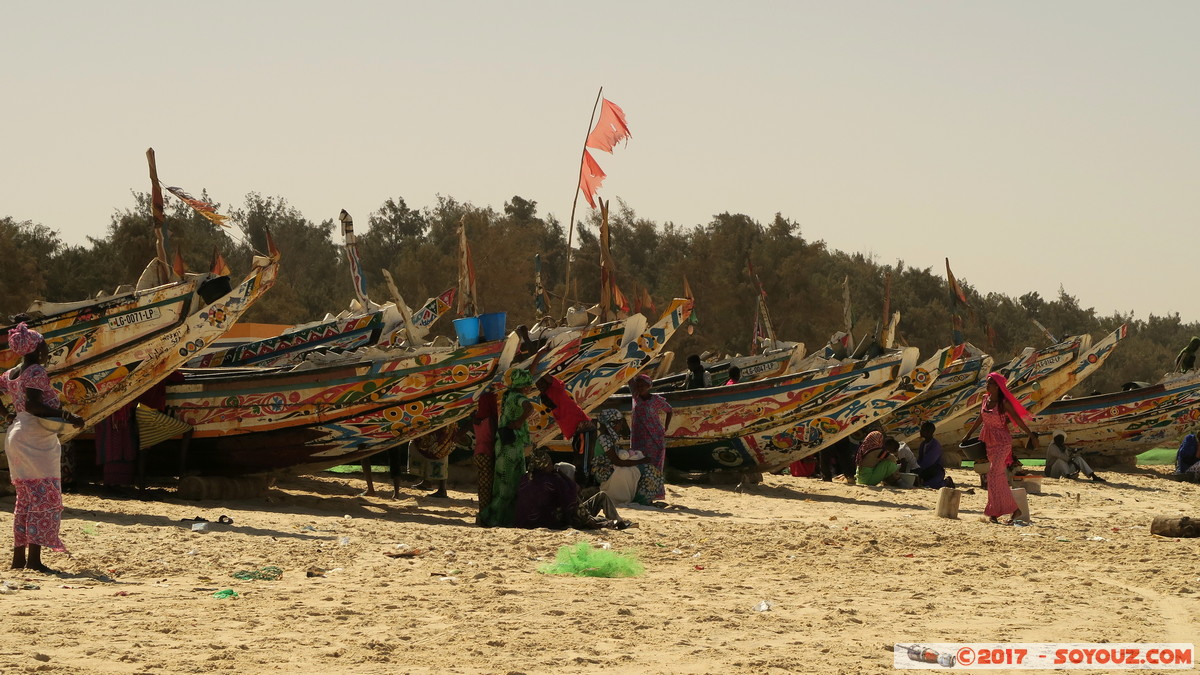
[1,253,280,453]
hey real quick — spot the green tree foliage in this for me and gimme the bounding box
[1,196,1193,393]
[0,217,59,316]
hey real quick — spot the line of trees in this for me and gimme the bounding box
[3,193,1193,393]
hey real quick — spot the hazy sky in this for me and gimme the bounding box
[3,2,1198,321]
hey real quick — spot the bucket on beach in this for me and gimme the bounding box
[895,472,917,488]
[958,438,987,462]
[453,317,481,346]
[479,312,507,342]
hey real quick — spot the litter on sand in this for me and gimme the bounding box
[232,566,283,581]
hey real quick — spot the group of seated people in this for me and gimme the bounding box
[808,425,1113,489]
[849,423,956,489]
[793,423,955,489]
[514,446,636,530]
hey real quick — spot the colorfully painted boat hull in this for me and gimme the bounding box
[606,348,917,444]
[529,299,693,445]
[933,325,1128,448]
[1,256,280,455]
[665,347,946,473]
[1016,368,1200,462]
[185,289,456,368]
[884,344,993,444]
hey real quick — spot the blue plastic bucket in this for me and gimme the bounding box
[453,317,481,346]
[479,312,507,342]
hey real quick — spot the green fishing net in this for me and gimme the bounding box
[538,542,644,578]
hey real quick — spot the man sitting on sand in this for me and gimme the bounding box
[1044,432,1106,482]
[915,421,954,489]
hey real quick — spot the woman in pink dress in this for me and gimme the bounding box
[1,323,84,573]
[961,372,1033,524]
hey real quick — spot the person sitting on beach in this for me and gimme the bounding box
[590,409,648,504]
[1044,432,1106,482]
[915,421,954,489]
[854,431,900,486]
[683,354,712,390]
[1174,434,1200,482]
[889,438,918,473]
[819,436,857,484]
[1176,337,1200,373]
[516,448,632,530]
[724,365,741,386]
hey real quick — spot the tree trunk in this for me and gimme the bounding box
[1150,516,1200,538]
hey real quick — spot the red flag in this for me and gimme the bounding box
[641,287,656,316]
[612,281,631,314]
[172,249,187,278]
[945,258,969,306]
[579,150,607,209]
[585,99,631,153]
[211,250,231,276]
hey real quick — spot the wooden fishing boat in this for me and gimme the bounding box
[884,343,994,443]
[1,252,281,454]
[1012,368,1200,464]
[607,348,918,444]
[664,347,946,473]
[186,289,455,368]
[933,324,1129,449]
[130,327,589,476]
[2,264,224,376]
[121,296,679,476]
[650,343,806,390]
[528,298,693,444]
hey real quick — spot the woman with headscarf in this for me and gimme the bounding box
[1176,337,1200,372]
[630,374,672,505]
[1176,434,1200,481]
[535,374,597,482]
[853,430,899,486]
[590,409,645,504]
[961,372,1034,524]
[1,323,84,572]
[478,368,535,527]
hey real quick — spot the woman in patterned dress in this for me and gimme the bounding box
[477,368,534,527]
[629,374,672,506]
[1,323,84,572]
[961,372,1033,524]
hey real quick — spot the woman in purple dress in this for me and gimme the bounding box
[629,374,672,505]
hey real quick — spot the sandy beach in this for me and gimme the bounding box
[1,465,1197,674]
